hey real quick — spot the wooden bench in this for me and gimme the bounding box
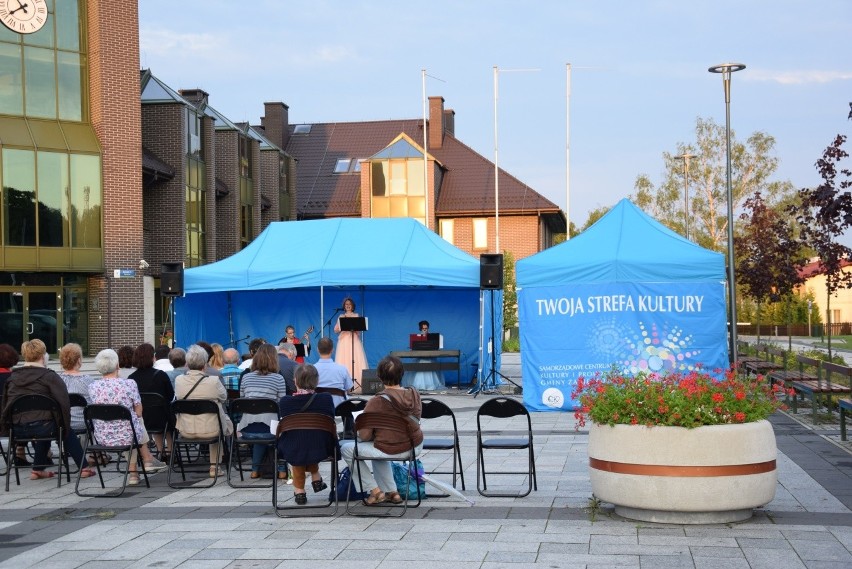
[791,361,852,424]
[743,344,784,377]
[735,340,763,371]
[840,398,852,441]
[767,354,820,393]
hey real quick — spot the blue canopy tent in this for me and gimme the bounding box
[516,199,728,411]
[173,218,499,387]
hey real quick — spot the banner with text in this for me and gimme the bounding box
[519,281,728,412]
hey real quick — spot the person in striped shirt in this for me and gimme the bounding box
[237,343,288,478]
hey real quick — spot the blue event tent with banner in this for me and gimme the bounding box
[516,198,728,412]
[172,217,500,389]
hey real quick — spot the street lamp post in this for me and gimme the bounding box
[708,62,746,367]
[674,152,696,240]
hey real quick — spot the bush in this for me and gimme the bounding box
[502,337,520,352]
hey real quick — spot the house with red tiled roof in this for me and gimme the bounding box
[797,258,852,326]
[258,96,565,263]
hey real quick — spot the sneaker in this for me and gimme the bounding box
[143,459,168,472]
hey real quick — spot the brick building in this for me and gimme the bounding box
[0,0,142,355]
[267,96,566,262]
[0,1,561,355]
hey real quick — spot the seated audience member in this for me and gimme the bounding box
[220,348,242,392]
[129,343,175,460]
[174,345,234,479]
[117,345,136,378]
[153,344,174,372]
[314,337,353,407]
[276,343,298,395]
[210,343,225,370]
[238,343,288,478]
[0,343,28,465]
[195,341,223,379]
[239,338,266,371]
[278,364,334,504]
[165,348,187,388]
[88,349,168,484]
[57,342,94,434]
[0,339,96,480]
[340,355,423,505]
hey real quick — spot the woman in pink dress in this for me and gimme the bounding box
[333,297,368,392]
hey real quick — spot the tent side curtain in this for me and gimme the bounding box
[174,287,489,390]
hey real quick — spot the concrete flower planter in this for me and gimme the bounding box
[588,420,777,524]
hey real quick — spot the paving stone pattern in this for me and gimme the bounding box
[1,352,851,568]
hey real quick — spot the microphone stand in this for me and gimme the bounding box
[321,308,342,337]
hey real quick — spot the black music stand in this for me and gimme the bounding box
[294,343,306,359]
[339,316,367,389]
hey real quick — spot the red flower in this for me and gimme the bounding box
[734,412,746,422]
[712,392,725,403]
[735,391,746,400]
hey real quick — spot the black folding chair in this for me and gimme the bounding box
[476,397,537,497]
[0,395,6,477]
[168,399,227,488]
[334,397,368,440]
[273,412,340,516]
[140,392,171,460]
[4,394,67,490]
[66,393,88,474]
[75,404,150,497]
[420,397,465,494]
[345,412,421,517]
[227,397,280,488]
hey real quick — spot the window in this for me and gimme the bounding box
[439,219,454,245]
[0,0,86,121]
[239,136,254,248]
[473,218,488,249]
[1,148,101,249]
[186,108,201,158]
[333,158,350,173]
[293,124,312,134]
[369,157,426,225]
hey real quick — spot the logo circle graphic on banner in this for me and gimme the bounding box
[542,388,564,409]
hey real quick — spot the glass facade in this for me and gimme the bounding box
[370,157,426,225]
[185,108,206,267]
[0,0,85,121]
[239,136,253,248]
[0,0,102,269]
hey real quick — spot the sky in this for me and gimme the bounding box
[138,0,852,230]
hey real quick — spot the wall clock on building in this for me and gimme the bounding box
[0,0,48,34]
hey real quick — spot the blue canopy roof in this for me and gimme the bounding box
[184,217,480,294]
[517,199,725,286]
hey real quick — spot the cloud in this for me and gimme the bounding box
[746,69,852,85]
[140,29,221,58]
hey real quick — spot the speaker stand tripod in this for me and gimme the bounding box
[469,289,521,397]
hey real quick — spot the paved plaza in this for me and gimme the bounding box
[1,353,852,568]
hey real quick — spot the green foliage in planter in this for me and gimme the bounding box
[502,337,520,352]
[572,368,789,429]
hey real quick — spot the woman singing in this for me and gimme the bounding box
[333,297,368,391]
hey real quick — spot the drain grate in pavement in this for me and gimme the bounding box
[34,509,118,521]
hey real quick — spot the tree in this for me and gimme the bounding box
[632,117,795,252]
[502,250,518,331]
[580,206,610,231]
[736,191,805,344]
[790,103,852,358]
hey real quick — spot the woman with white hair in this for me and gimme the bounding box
[174,344,234,478]
[88,349,168,485]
